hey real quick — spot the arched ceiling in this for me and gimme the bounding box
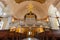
[0,0,60,19]
[13,1,48,19]
[15,0,46,3]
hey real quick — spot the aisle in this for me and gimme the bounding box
[22,38,39,40]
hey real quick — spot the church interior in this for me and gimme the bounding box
[0,0,60,40]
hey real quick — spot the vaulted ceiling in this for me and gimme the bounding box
[15,0,46,3]
[0,0,60,19]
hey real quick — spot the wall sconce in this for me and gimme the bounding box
[12,18,15,23]
[46,18,49,22]
[44,18,49,22]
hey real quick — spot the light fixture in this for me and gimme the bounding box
[46,18,49,22]
[12,18,15,23]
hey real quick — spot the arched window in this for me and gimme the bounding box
[48,4,60,30]
[0,2,4,16]
[0,2,4,30]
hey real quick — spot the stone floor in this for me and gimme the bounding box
[22,38,39,40]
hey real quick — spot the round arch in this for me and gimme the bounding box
[24,12,37,20]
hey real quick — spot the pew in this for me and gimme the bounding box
[45,30,53,40]
[0,30,9,40]
[52,30,60,40]
[34,32,45,40]
[0,29,60,40]
[8,31,15,40]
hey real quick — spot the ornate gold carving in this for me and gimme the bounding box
[27,3,33,12]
